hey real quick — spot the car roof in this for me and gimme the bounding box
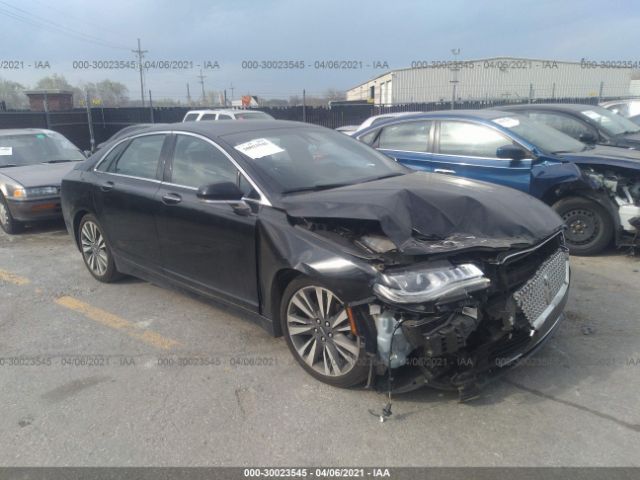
[497,103,598,112]
[600,99,640,107]
[364,110,518,122]
[0,128,56,136]
[125,120,313,138]
[184,109,267,115]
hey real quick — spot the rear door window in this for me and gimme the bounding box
[199,114,216,121]
[183,113,199,122]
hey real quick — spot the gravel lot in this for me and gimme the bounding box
[0,221,639,466]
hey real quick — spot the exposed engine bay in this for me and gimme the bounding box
[298,215,570,400]
[583,166,640,233]
[360,232,569,400]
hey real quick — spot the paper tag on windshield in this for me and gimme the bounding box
[493,117,520,128]
[234,138,284,159]
[581,110,600,120]
[0,147,12,156]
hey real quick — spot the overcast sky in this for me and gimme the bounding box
[1,0,638,101]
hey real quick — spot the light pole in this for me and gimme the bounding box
[450,48,461,110]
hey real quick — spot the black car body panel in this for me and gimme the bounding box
[61,121,571,397]
[281,172,564,254]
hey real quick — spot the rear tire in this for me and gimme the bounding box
[78,213,122,282]
[280,277,369,388]
[553,196,613,256]
[0,194,23,235]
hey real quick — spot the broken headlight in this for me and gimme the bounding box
[373,263,490,304]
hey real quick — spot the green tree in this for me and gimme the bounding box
[0,77,28,109]
[35,74,74,90]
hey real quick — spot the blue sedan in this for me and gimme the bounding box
[355,111,640,255]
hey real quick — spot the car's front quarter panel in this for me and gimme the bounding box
[255,207,379,335]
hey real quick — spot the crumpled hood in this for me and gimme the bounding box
[558,145,640,171]
[280,172,564,254]
[0,162,79,188]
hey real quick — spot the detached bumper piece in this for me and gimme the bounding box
[377,237,570,401]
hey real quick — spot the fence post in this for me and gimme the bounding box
[85,91,95,153]
[43,91,50,129]
[149,90,155,123]
[598,81,604,102]
[302,89,306,123]
[528,84,534,104]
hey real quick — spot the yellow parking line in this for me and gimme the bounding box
[54,296,181,350]
[0,269,30,286]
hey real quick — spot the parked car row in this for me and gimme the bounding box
[354,109,640,256]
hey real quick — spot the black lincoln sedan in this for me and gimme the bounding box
[497,103,640,149]
[61,121,570,399]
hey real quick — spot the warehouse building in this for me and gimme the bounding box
[346,57,638,105]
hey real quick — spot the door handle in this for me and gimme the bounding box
[434,168,456,174]
[162,193,182,205]
[100,181,115,192]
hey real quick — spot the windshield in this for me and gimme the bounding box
[578,106,640,136]
[492,115,586,154]
[234,111,273,120]
[223,127,408,194]
[0,131,85,167]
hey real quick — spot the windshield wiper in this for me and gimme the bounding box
[0,164,18,168]
[42,159,74,164]
[282,182,352,194]
[361,172,405,183]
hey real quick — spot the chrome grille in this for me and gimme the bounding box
[513,249,569,329]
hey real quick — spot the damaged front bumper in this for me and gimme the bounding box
[353,234,570,401]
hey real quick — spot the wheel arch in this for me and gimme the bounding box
[72,209,92,251]
[269,268,304,338]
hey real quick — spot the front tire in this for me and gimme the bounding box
[280,277,369,388]
[78,214,122,282]
[0,194,23,235]
[553,196,613,256]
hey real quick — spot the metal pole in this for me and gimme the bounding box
[43,91,50,129]
[598,81,604,102]
[551,82,556,100]
[85,91,95,153]
[450,48,460,110]
[198,69,206,105]
[302,89,306,122]
[132,38,148,107]
[149,90,154,123]
[528,83,534,104]
[186,83,191,106]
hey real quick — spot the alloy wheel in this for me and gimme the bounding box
[286,286,360,377]
[81,221,108,276]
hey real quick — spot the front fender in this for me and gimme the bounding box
[256,208,378,332]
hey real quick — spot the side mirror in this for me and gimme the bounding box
[579,132,597,144]
[496,145,528,161]
[196,182,244,201]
